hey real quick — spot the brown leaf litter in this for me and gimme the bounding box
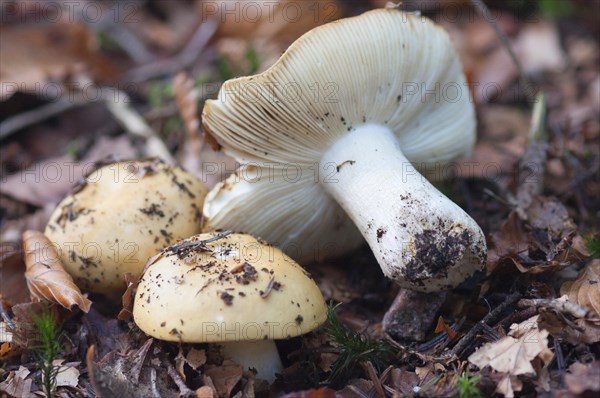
[561,259,600,317]
[22,230,91,312]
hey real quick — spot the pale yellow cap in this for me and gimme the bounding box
[133,233,327,342]
[45,159,208,293]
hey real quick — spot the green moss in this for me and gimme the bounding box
[324,302,397,383]
[455,369,483,398]
[31,309,64,398]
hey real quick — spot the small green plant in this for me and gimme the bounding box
[147,80,174,109]
[216,44,261,81]
[216,55,235,81]
[65,141,79,158]
[163,116,183,138]
[455,369,482,398]
[97,31,120,52]
[324,302,397,383]
[585,235,600,259]
[538,0,574,18]
[245,45,260,75]
[31,309,64,398]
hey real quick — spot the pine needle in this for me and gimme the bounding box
[324,303,397,383]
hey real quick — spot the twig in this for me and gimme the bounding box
[64,0,154,63]
[346,385,370,398]
[166,231,232,255]
[0,303,15,329]
[444,291,522,359]
[480,322,501,341]
[554,338,565,374]
[130,338,154,384]
[149,367,161,398]
[560,157,600,194]
[123,19,219,83]
[514,93,549,217]
[497,306,538,330]
[518,298,593,319]
[361,361,386,398]
[416,321,461,352]
[103,87,175,163]
[0,100,86,140]
[469,0,536,103]
[164,358,195,397]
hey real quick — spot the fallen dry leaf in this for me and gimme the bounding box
[469,315,553,376]
[1,205,55,248]
[434,315,458,340]
[86,346,137,398]
[538,305,600,345]
[213,0,343,74]
[174,71,201,143]
[129,338,154,384]
[458,105,530,179]
[117,272,138,321]
[174,70,206,184]
[337,379,375,398]
[0,22,116,100]
[241,371,256,398]
[197,385,215,398]
[175,345,206,383]
[51,360,81,388]
[0,341,19,361]
[564,361,600,395]
[526,196,577,238]
[469,316,553,397]
[0,366,32,398]
[0,246,29,305]
[388,368,421,396]
[495,374,522,398]
[202,374,219,398]
[23,230,91,312]
[204,360,243,398]
[0,321,17,360]
[515,19,566,75]
[87,344,180,398]
[487,197,582,274]
[215,0,342,44]
[561,260,600,317]
[6,302,55,348]
[187,347,207,370]
[280,387,337,398]
[0,135,136,208]
[308,262,362,302]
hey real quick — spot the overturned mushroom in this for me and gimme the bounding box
[45,159,208,293]
[201,9,486,292]
[133,232,327,382]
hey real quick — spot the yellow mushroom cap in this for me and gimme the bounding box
[132,233,327,343]
[44,159,208,293]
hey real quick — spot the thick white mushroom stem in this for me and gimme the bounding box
[320,124,486,292]
[221,340,283,383]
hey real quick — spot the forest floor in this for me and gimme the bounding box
[1,1,599,397]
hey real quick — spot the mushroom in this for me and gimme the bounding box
[132,232,327,382]
[201,9,486,292]
[45,159,208,293]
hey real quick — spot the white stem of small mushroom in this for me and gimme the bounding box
[220,340,283,383]
[320,124,486,292]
